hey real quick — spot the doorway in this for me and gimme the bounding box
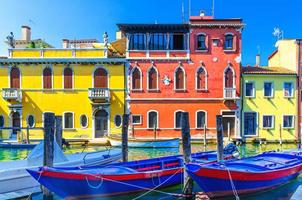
[12,112,21,136]
[94,109,108,138]
[222,111,236,138]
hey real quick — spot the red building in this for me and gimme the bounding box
[118,14,244,138]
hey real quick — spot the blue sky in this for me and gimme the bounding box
[0,0,301,66]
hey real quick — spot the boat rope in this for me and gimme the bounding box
[225,166,240,200]
[85,175,103,189]
[26,170,44,200]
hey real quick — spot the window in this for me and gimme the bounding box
[148,111,158,129]
[27,115,35,128]
[283,115,294,128]
[196,111,206,128]
[175,67,185,90]
[149,33,167,50]
[224,68,234,88]
[131,67,142,90]
[175,111,183,129]
[197,34,207,50]
[64,112,74,129]
[196,67,207,90]
[245,82,254,97]
[129,34,146,50]
[114,115,122,127]
[80,115,88,128]
[10,67,20,88]
[264,82,273,97]
[94,68,108,88]
[43,67,52,89]
[132,115,142,125]
[244,112,257,136]
[169,33,186,50]
[224,34,234,50]
[262,115,274,129]
[148,67,158,90]
[64,67,73,89]
[284,82,293,97]
[0,115,4,127]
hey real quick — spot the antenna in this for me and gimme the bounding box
[212,0,215,17]
[273,27,284,47]
[189,0,191,17]
[257,45,261,54]
[182,0,185,23]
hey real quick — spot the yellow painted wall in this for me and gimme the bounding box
[242,74,297,141]
[0,49,125,140]
[268,40,297,72]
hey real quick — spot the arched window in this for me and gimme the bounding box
[196,111,206,128]
[10,67,20,88]
[43,68,52,89]
[175,110,184,129]
[63,67,73,89]
[131,67,142,90]
[224,67,234,88]
[94,68,108,88]
[27,115,35,128]
[197,34,207,50]
[196,67,207,90]
[148,67,158,90]
[175,67,185,90]
[148,111,158,129]
[224,34,234,50]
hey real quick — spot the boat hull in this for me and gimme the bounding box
[109,138,180,148]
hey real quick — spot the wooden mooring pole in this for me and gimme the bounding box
[181,112,193,199]
[55,116,63,149]
[43,112,55,200]
[216,115,224,161]
[122,114,129,162]
[26,125,30,144]
[203,124,207,146]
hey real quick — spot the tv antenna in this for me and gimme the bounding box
[212,0,215,17]
[273,27,283,40]
[182,0,185,23]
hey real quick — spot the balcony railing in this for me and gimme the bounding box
[2,88,22,102]
[88,88,110,101]
[224,88,237,99]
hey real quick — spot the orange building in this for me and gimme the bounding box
[118,14,244,138]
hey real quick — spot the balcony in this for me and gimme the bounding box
[88,88,110,102]
[2,88,22,102]
[224,88,237,100]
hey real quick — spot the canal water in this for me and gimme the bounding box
[0,143,301,199]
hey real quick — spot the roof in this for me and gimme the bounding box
[268,50,278,60]
[117,24,190,33]
[63,39,99,43]
[242,66,296,75]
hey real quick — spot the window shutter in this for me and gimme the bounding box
[43,68,52,89]
[64,68,73,89]
[176,68,184,89]
[94,68,108,88]
[11,67,20,88]
[233,35,237,50]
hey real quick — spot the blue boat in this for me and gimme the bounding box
[109,137,180,148]
[27,145,237,199]
[186,151,302,198]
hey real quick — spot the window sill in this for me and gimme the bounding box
[131,89,143,93]
[224,49,236,52]
[196,89,208,92]
[245,96,255,99]
[63,128,76,131]
[132,123,142,126]
[174,89,187,93]
[262,127,274,130]
[264,96,274,99]
[147,89,160,93]
[282,127,295,130]
[195,49,208,53]
[284,96,294,99]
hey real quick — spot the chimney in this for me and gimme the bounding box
[62,39,69,48]
[21,25,31,41]
[200,10,205,17]
[256,54,260,66]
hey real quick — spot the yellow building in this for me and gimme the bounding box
[242,67,297,142]
[0,47,125,141]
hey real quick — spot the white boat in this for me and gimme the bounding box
[0,141,122,196]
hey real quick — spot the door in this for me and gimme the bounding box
[244,112,257,136]
[12,112,21,135]
[94,110,108,138]
[222,117,235,137]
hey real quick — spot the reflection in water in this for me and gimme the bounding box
[0,143,301,200]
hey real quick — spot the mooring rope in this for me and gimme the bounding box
[26,170,44,200]
[225,166,240,200]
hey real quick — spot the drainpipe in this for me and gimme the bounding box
[297,40,302,146]
[240,71,244,142]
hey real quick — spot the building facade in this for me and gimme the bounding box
[120,15,244,138]
[242,67,297,142]
[0,47,125,141]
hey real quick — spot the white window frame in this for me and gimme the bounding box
[80,114,88,128]
[243,112,258,137]
[224,32,235,51]
[195,110,207,129]
[282,115,295,129]
[114,115,122,128]
[174,110,185,129]
[26,114,35,128]
[62,66,74,90]
[174,66,186,91]
[245,81,255,98]
[195,66,208,91]
[63,111,75,129]
[147,110,159,129]
[132,114,142,125]
[283,82,294,98]
[263,82,274,98]
[196,33,208,52]
[223,66,236,89]
[147,65,159,91]
[262,115,274,129]
[130,66,143,91]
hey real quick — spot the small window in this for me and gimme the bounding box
[0,116,4,127]
[283,115,294,129]
[114,115,122,127]
[284,82,293,97]
[148,111,158,129]
[245,82,254,97]
[224,34,234,50]
[132,115,141,125]
[262,115,274,129]
[175,67,185,90]
[264,82,273,97]
[27,115,35,128]
[197,34,207,50]
[80,115,88,128]
[196,111,206,128]
[175,111,183,129]
[64,112,74,129]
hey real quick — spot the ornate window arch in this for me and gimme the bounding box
[93,67,108,88]
[43,67,52,89]
[63,67,73,89]
[224,66,235,88]
[147,66,158,90]
[174,66,186,90]
[130,66,142,90]
[196,66,207,90]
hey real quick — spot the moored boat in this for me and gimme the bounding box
[186,151,302,198]
[109,136,180,148]
[27,145,238,199]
